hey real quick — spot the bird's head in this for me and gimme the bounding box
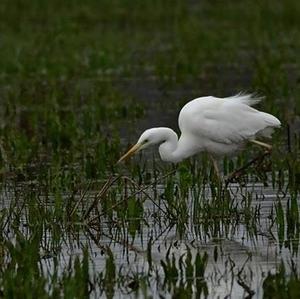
[117,128,166,163]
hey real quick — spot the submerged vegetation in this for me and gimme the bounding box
[0,0,300,297]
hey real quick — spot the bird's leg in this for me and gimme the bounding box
[209,154,221,179]
[250,139,272,151]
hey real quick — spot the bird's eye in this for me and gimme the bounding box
[143,139,149,144]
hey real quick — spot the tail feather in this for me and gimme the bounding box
[261,111,281,127]
[228,92,264,106]
[229,93,281,138]
[257,112,281,138]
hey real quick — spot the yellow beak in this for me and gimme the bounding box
[117,143,143,163]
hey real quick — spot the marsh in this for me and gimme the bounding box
[0,0,299,298]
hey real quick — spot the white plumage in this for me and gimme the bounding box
[118,94,281,166]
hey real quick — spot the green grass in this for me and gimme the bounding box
[0,0,300,298]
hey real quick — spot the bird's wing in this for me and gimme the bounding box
[200,104,264,143]
[179,96,278,144]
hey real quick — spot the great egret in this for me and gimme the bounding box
[118,94,281,176]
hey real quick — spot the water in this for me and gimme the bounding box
[1,78,299,297]
[1,108,298,298]
[1,177,296,298]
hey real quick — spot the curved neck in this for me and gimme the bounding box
[157,128,200,163]
[158,127,197,163]
[158,128,179,162]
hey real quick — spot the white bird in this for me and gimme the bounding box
[118,94,281,176]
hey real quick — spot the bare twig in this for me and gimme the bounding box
[225,151,271,186]
[91,169,177,221]
[84,175,121,219]
[69,181,92,218]
[122,175,175,218]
